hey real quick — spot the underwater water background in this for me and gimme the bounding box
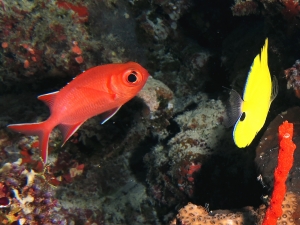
[0,0,300,224]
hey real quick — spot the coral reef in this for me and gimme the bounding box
[255,107,300,224]
[224,0,300,92]
[284,59,300,98]
[145,92,227,206]
[170,202,257,225]
[57,170,156,225]
[0,137,106,224]
[0,0,98,84]
[170,192,298,225]
[137,77,174,121]
[137,0,192,41]
[0,159,67,224]
[74,77,174,158]
[0,75,174,224]
[255,107,300,196]
[231,0,259,16]
[231,0,300,20]
[171,117,300,225]
[2,0,300,223]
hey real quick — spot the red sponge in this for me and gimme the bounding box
[262,121,296,225]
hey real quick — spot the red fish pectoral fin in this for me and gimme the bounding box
[7,122,51,164]
[58,121,85,146]
[100,106,122,124]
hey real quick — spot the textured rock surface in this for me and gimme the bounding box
[255,107,300,195]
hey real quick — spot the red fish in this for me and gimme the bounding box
[8,62,149,163]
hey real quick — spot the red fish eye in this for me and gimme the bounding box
[127,71,138,83]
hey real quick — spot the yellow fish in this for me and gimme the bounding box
[225,38,278,147]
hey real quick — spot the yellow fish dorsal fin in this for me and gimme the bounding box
[243,38,269,102]
[233,38,276,148]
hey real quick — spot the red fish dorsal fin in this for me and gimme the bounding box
[38,91,58,108]
[58,121,85,146]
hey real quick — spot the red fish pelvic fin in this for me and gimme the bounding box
[58,121,85,146]
[7,122,52,164]
[57,107,122,146]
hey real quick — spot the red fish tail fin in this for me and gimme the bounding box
[8,121,52,164]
